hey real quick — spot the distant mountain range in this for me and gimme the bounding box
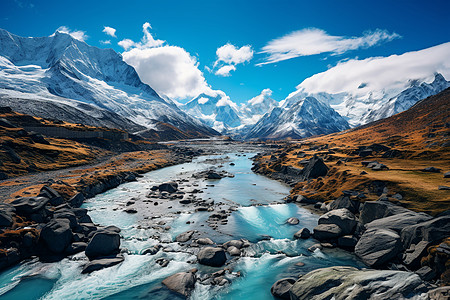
[0,28,448,141]
[0,28,217,140]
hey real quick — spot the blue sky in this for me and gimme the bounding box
[1,0,449,103]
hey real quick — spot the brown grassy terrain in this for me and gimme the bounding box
[256,88,450,215]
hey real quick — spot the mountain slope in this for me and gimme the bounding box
[246,97,350,140]
[181,90,242,132]
[284,73,449,127]
[0,28,217,139]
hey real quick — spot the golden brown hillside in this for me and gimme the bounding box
[255,88,450,215]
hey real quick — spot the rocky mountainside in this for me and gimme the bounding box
[246,97,350,140]
[0,28,217,139]
[284,73,449,127]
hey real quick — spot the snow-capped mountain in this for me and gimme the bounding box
[181,90,242,132]
[363,73,450,123]
[284,73,449,127]
[181,88,279,134]
[0,28,217,138]
[246,96,350,140]
[240,88,278,125]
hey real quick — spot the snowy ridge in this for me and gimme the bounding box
[0,28,217,137]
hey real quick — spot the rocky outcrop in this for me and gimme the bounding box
[355,228,403,267]
[85,230,121,260]
[289,266,429,300]
[175,230,195,243]
[0,203,15,227]
[400,215,450,250]
[294,228,310,239]
[39,219,73,254]
[301,155,328,181]
[359,200,411,224]
[313,224,342,241]
[318,208,357,235]
[365,211,432,233]
[162,269,197,297]
[81,255,124,274]
[197,247,227,267]
[270,278,296,300]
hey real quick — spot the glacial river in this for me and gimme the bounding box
[0,152,364,299]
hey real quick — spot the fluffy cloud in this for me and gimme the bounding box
[295,42,450,96]
[215,65,236,77]
[259,28,400,65]
[53,26,88,41]
[121,25,208,99]
[248,88,272,105]
[100,40,111,45]
[213,43,253,76]
[102,26,116,38]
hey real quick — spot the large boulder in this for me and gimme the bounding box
[355,228,403,267]
[85,230,120,260]
[289,266,428,300]
[329,196,360,214]
[158,182,178,193]
[294,228,311,239]
[11,197,49,216]
[286,217,300,225]
[68,193,85,208]
[175,230,195,243]
[207,172,222,179]
[270,278,296,300]
[53,209,78,228]
[197,247,227,267]
[301,155,328,181]
[38,185,64,206]
[359,200,411,224]
[40,219,73,253]
[162,270,197,297]
[365,211,432,233]
[313,224,343,241]
[400,215,450,250]
[318,208,357,235]
[0,203,15,227]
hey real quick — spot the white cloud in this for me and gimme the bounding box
[259,28,400,65]
[294,42,450,96]
[248,88,272,105]
[118,39,136,50]
[123,45,208,100]
[215,65,236,77]
[103,26,117,38]
[197,97,209,104]
[52,26,88,41]
[100,40,111,45]
[213,43,253,76]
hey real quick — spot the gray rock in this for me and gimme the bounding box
[142,245,161,255]
[162,270,196,297]
[207,172,222,179]
[66,242,88,255]
[401,215,450,250]
[286,217,300,225]
[68,193,84,208]
[270,278,296,300]
[313,224,343,241]
[318,208,357,235]
[197,247,227,267]
[355,228,402,267]
[54,209,78,228]
[223,240,244,249]
[337,235,358,248]
[329,196,360,214]
[415,266,436,281]
[365,211,432,233]
[38,185,63,206]
[444,171,450,178]
[294,228,311,239]
[301,155,328,180]
[175,230,195,243]
[11,197,49,216]
[422,167,441,173]
[428,286,450,300]
[196,238,214,245]
[359,200,411,224]
[158,182,178,193]
[0,204,14,227]
[403,240,431,269]
[307,243,323,252]
[227,246,241,256]
[289,266,428,300]
[81,255,124,274]
[40,219,73,253]
[85,230,120,260]
[294,195,317,204]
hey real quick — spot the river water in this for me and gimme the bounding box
[0,152,365,299]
